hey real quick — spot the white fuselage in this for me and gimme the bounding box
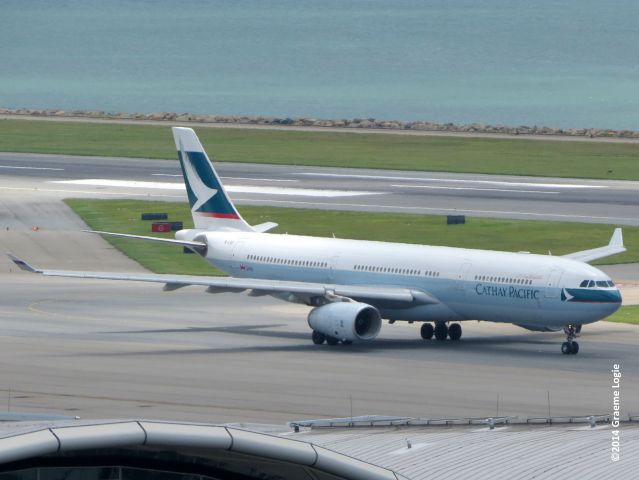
[195,231,622,328]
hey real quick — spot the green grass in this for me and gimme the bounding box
[606,306,639,324]
[3,118,639,179]
[64,199,638,276]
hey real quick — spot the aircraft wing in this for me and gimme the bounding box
[563,228,626,263]
[7,254,438,305]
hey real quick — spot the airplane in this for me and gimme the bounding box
[8,127,625,355]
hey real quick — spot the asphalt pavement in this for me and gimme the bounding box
[1,273,637,424]
[1,152,638,225]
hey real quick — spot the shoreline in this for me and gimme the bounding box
[2,107,639,143]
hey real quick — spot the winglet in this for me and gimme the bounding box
[610,228,623,248]
[6,253,41,273]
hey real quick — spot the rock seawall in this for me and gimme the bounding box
[2,107,638,139]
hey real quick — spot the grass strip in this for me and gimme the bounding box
[64,199,637,277]
[606,305,639,325]
[2,118,639,179]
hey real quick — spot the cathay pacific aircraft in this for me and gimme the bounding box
[9,128,625,355]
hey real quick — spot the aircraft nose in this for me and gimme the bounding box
[603,288,623,315]
[611,287,622,304]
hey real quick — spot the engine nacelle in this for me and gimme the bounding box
[307,302,382,342]
[175,229,208,256]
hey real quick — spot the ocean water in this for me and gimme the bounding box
[1,0,638,129]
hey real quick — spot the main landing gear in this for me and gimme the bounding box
[420,323,434,340]
[421,322,462,341]
[561,325,580,355]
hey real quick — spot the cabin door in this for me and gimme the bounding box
[328,253,341,283]
[545,268,563,298]
[231,241,245,274]
[456,262,473,296]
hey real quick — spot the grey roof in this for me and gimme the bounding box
[1,419,636,479]
[0,419,405,480]
[291,423,639,479]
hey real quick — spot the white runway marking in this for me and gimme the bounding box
[0,186,184,199]
[300,172,607,189]
[0,165,64,171]
[391,184,560,194]
[152,173,298,182]
[221,176,299,183]
[227,185,382,197]
[54,179,185,189]
[51,179,383,198]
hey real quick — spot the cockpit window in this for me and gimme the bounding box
[596,281,609,288]
[579,280,589,287]
[588,280,595,288]
[607,280,615,287]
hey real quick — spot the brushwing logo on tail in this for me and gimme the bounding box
[173,127,246,228]
[179,140,218,213]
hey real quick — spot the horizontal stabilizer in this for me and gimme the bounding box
[564,228,625,263]
[84,230,206,249]
[252,222,278,233]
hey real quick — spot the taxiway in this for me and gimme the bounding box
[1,273,637,424]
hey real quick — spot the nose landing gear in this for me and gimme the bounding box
[561,325,580,355]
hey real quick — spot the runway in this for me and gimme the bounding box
[1,273,637,424]
[2,152,639,225]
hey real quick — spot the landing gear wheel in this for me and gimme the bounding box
[562,325,580,355]
[342,340,353,345]
[420,323,434,340]
[434,323,448,341]
[448,323,462,341]
[312,331,326,345]
[326,336,339,346]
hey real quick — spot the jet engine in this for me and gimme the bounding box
[307,302,382,342]
[174,229,208,256]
